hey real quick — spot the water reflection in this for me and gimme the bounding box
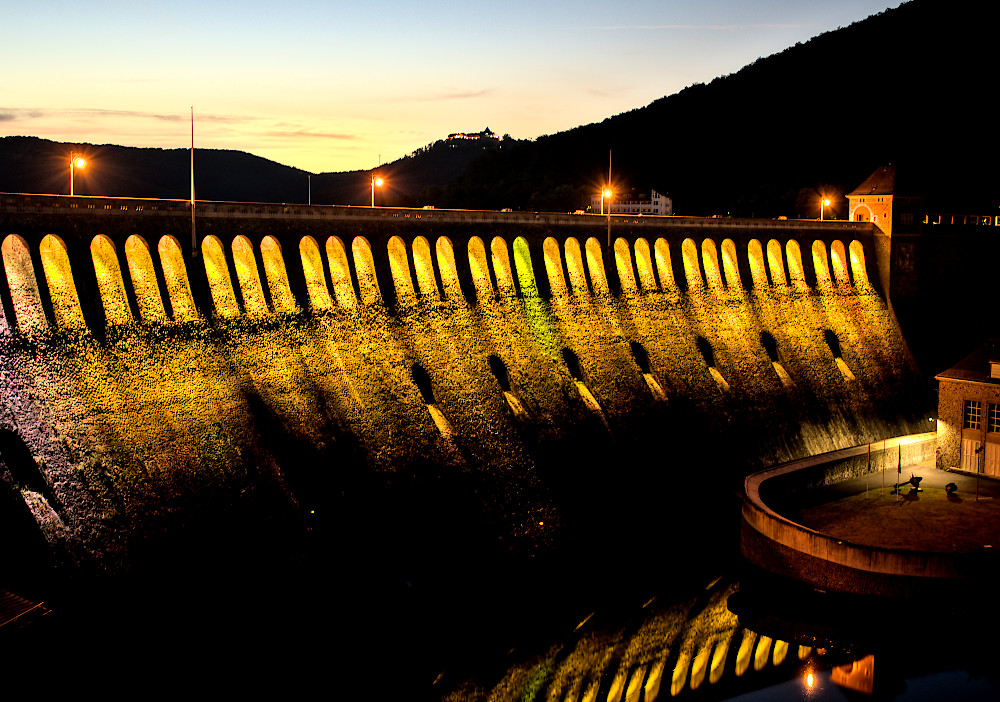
[436,569,1000,701]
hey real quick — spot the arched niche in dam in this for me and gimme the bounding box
[125,235,167,323]
[90,234,132,326]
[201,235,240,319]
[584,238,609,295]
[654,238,677,291]
[766,239,787,286]
[785,240,807,289]
[325,236,356,309]
[702,238,723,290]
[352,237,382,306]
[682,238,703,289]
[811,240,833,290]
[232,235,269,317]
[614,237,638,294]
[823,328,856,380]
[468,236,494,302]
[488,354,511,391]
[158,235,199,322]
[436,237,464,300]
[260,236,297,315]
[721,239,742,290]
[849,240,870,287]
[300,235,333,312]
[543,237,567,296]
[829,240,852,287]
[634,238,657,292]
[748,239,769,288]
[512,237,538,297]
[388,235,416,307]
[1,234,46,332]
[491,237,516,297]
[411,362,437,404]
[39,234,85,329]
[696,335,730,391]
[564,237,588,296]
[412,236,440,300]
[412,362,455,436]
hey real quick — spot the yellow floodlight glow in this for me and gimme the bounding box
[69,153,88,196]
[370,174,385,207]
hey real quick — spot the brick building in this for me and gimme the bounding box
[935,340,1000,475]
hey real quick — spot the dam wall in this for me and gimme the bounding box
[0,194,930,576]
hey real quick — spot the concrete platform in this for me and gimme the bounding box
[785,458,1000,554]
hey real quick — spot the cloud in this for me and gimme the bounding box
[598,23,813,31]
[0,107,256,125]
[262,129,358,141]
[378,88,494,103]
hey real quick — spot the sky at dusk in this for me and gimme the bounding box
[3,0,899,174]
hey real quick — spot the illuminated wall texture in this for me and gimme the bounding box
[440,577,833,701]
[0,211,928,570]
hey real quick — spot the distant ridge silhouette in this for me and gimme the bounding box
[2,0,991,214]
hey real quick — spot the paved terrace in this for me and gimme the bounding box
[785,458,1000,553]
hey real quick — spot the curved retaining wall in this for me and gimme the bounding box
[741,432,989,597]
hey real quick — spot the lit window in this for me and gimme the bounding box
[989,403,1000,433]
[965,400,982,430]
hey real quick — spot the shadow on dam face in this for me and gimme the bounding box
[0,430,55,586]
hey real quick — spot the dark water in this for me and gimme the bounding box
[3,476,998,700]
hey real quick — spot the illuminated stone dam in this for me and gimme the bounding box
[0,195,930,578]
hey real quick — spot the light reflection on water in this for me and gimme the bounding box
[434,570,1000,702]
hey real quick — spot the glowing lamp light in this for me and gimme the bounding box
[600,187,613,215]
[371,174,385,207]
[820,197,832,220]
[69,154,88,196]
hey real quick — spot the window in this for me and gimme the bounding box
[989,403,1000,433]
[964,400,982,429]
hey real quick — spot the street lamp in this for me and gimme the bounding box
[600,187,613,216]
[371,174,385,207]
[821,197,831,221]
[69,154,87,196]
[602,187,613,248]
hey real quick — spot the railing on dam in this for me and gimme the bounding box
[0,192,879,337]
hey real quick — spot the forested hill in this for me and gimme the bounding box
[425,0,995,217]
[2,0,993,214]
[0,134,492,206]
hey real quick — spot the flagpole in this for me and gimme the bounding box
[190,107,198,258]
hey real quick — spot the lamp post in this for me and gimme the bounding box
[371,174,385,207]
[600,187,613,216]
[69,154,87,196]
[602,187,613,248]
[821,197,831,221]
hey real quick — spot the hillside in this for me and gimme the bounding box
[427,0,995,216]
[0,134,494,206]
[1,0,993,214]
